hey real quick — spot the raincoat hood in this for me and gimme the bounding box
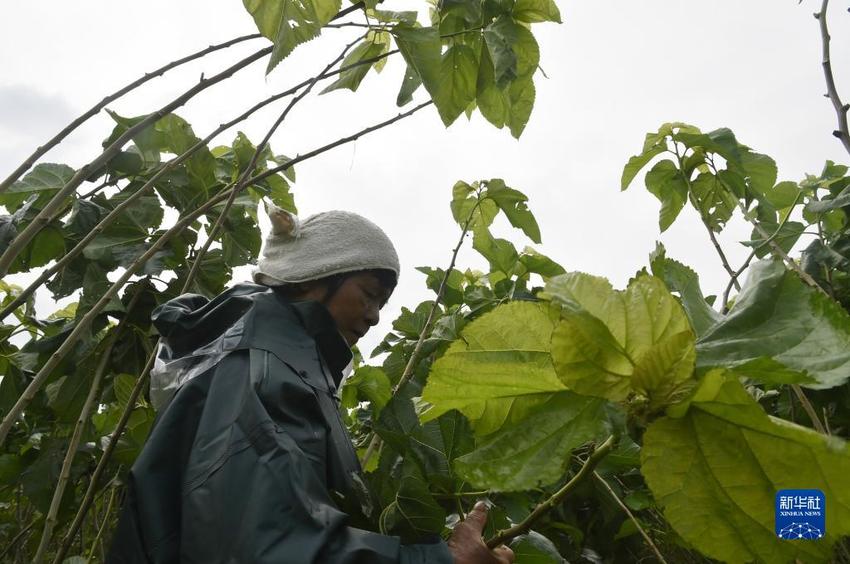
[150,283,352,409]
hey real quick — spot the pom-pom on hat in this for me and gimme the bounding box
[253,204,400,286]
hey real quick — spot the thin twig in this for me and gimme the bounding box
[0,47,401,322]
[0,45,273,278]
[88,480,119,561]
[360,190,480,468]
[182,35,363,292]
[815,0,850,157]
[739,202,827,293]
[250,101,430,185]
[0,34,262,193]
[32,282,147,563]
[485,436,617,549]
[593,472,668,564]
[792,384,828,435]
[721,250,756,313]
[2,102,431,448]
[433,490,491,499]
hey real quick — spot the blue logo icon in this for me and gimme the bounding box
[775,489,825,540]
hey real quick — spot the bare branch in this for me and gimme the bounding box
[0,102,431,447]
[0,47,401,322]
[182,35,363,293]
[816,0,850,156]
[0,45,273,278]
[52,352,155,564]
[33,283,147,563]
[0,34,262,193]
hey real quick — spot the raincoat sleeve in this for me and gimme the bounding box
[109,349,453,564]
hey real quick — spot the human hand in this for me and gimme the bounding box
[447,502,515,564]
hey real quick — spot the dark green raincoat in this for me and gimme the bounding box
[108,283,452,564]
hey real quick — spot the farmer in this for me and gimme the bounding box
[108,207,514,564]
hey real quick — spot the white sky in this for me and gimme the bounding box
[2,1,849,356]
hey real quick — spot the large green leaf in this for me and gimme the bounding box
[644,159,688,232]
[0,163,75,212]
[454,391,608,491]
[321,33,389,94]
[243,0,342,74]
[433,44,479,126]
[476,46,508,129]
[486,179,541,243]
[512,0,561,23]
[472,227,519,275]
[649,243,721,336]
[506,76,535,139]
[450,180,498,228]
[483,16,518,89]
[690,171,738,231]
[696,260,850,389]
[642,370,850,563]
[546,273,695,407]
[341,366,391,417]
[393,26,441,101]
[420,301,563,435]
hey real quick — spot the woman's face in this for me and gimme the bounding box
[321,272,393,346]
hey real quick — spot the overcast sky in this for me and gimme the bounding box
[2,1,849,356]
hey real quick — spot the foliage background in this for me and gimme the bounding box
[1,1,848,360]
[2,1,850,563]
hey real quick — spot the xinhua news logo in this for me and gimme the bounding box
[775,489,826,540]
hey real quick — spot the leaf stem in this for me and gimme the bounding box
[593,471,668,564]
[484,435,616,549]
[0,33,263,193]
[816,0,850,157]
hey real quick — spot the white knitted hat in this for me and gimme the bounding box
[253,205,400,285]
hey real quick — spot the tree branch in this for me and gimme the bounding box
[484,435,616,549]
[0,103,431,447]
[0,47,401,322]
[0,33,262,193]
[0,45,273,278]
[816,0,850,157]
[360,191,479,468]
[52,351,155,564]
[33,282,146,563]
[182,35,363,293]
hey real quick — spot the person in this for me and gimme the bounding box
[108,207,514,564]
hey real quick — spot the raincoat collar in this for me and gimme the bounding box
[282,294,353,385]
